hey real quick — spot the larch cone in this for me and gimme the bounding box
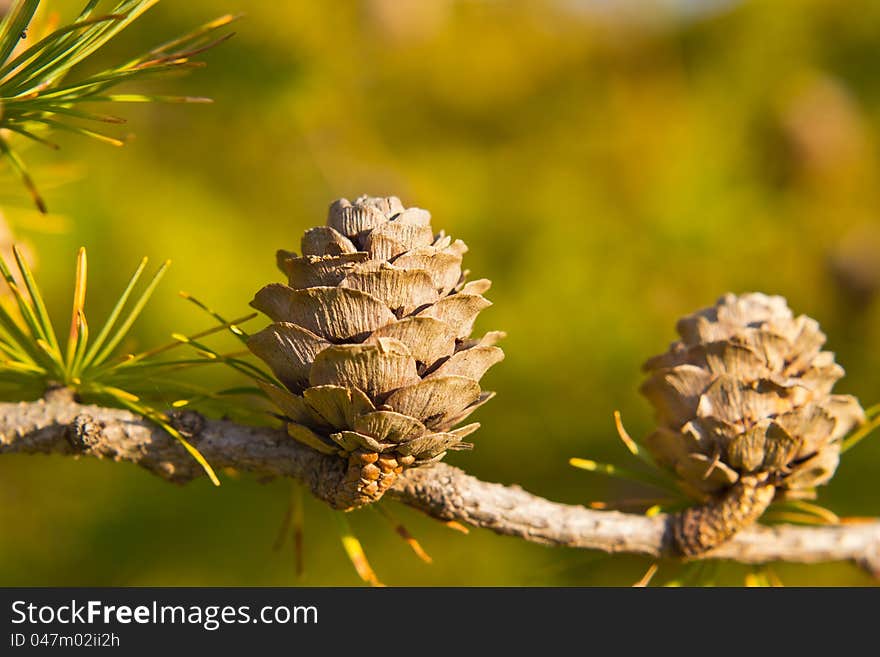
[248,195,504,510]
[641,293,864,555]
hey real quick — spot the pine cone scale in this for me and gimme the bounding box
[300,226,358,256]
[308,339,420,399]
[367,316,457,365]
[302,385,374,429]
[252,285,398,341]
[353,410,426,443]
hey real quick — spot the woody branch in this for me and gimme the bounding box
[1,390,878,578]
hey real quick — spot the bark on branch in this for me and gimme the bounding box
[2,392,878,578]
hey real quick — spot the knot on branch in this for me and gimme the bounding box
[67,414,106,454]
[169,409,206,442]
[44,386,76,405]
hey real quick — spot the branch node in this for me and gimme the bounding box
[67,414,105,453]
[169,409,206,442]
[44,385,76,405]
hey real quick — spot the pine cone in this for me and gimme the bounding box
[641,293,864,556]
[248,195,503,510]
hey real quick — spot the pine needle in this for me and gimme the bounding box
[773,500,839,525]
[375,505,433,564]
[11,243,58,354]
[102,389,220,486]
[745,567,783,587]
[0,246,54,366]
[108,312,256,369]
[272,483,306,576]
[632,562,658,587]
[335,514,383,587]
[292,483,305,577]
[613,410,640,456]
[842,414,880,453]
[443,520,470,534]
[178,291,251,344]
[88,259,169,366]
[65,246,87,370]
[272,490,294,552]
[762,511,835,526]
[80,256,147,369]
[0,1,236,211]
[0,135,46,212]
[0,1,39,68]
[569,457,680,494]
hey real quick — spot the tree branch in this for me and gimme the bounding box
[2,392,878,578]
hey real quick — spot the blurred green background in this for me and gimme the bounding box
[0,0,878,586]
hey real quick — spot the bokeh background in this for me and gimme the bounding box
[1,0,879,586]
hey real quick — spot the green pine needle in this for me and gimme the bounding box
[178,291,251,345]
[0,245,230,484]
[80,256,146,370]
[568,411,686,503]
[842,411,880,453]
[170,332,275,384]
[0,1,236,211]
[88,258,170,367]
[11,243,59,353]
[0,1,39,68]
[96,384,220,486]
[569,457,681,495]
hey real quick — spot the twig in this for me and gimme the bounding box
[1,390,877,578]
